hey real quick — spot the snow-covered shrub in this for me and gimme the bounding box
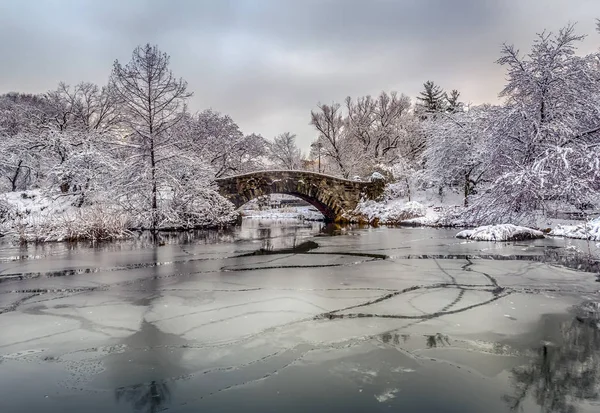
[54,206,132,242]
[551,216,600,241]
[13,205,132,243]
[354,200,426,224]
[163,187,237,229]
[383,181,408,201]
[456,224,544,242]
[400,201,427,219]
[0,197,13,224]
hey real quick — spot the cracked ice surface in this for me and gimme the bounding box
[0,221,599,412]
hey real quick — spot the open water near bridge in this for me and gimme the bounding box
[0,220,599,412]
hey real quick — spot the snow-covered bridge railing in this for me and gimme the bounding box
[215,170,385,222]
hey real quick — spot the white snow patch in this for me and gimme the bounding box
[456,224,544,242]
[370,172,385,182]
[1,190,78,220]
[375,388,399,402]
[391,367,415,373]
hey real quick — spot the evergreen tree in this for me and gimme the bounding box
[416,80,445,114]
[445,89,463,113]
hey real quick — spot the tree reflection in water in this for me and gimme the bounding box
[425,333,451,348]
[504,317,600,412]
[115,380,171,413]
[381,332,402,345]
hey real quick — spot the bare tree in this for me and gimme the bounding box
[109,44,192,230]
[345,91,413,172]
[310,103,348,177]
[73,82,120,132]
[267,132,302,170]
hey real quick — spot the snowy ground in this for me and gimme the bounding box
[0,189,78,220]
[240,206,325,221]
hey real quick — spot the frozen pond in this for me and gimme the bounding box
[0,220,599,413]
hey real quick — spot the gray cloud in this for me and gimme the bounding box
[1,0,598,150]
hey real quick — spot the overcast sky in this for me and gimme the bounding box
[1,0,598,150]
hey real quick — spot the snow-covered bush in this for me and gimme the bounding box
[16,206,132,243]
[0,191,132,242]
[456,224,544,242]
[0,196,13,224]
[383,181,409,201]
[162,187,237,229]
[355,200,426,224]
[551,216,600,241]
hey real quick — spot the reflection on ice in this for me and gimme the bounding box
[116,380,171,413]
[504,313,600,413]
[0,223,599,412]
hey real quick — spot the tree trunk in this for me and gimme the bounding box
[10,160,22,191]
[150,137,158,231]
[60,181,70,193]
[464,171,469,207]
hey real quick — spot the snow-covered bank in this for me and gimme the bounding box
[0,189,238,242]
[550,216,600,241]
[350,196,467,227]
[456,224,544,242]
[0,190,131,242]
[355,194,597,250]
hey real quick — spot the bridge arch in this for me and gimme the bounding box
[215,170,384,222]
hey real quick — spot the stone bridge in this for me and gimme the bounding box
[215,170,385,222]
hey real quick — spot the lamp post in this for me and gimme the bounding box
[311,141,322,173]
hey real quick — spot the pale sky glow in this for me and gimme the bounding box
[1,0,599,150]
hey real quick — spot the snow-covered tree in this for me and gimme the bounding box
[424,105,499,206]
[186,109,267,177]
[46,82,119,133]
[345,91,412,169]
[267,132,303,170]
[469,23,600,223]
[109,44,192,230]
[445,89,463,113]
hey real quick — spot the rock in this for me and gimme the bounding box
[456,224,544,242]
[370,172,385,182]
